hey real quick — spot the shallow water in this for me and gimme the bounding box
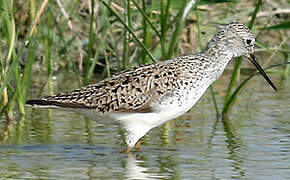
[0,74,289,179]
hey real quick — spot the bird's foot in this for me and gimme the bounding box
[124,147,132,154]
[135,141,141,152]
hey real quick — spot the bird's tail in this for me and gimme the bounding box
[26,99,88,109]
[26,99,61,108]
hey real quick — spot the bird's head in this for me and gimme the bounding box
[213,22,277,91]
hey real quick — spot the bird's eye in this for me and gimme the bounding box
[246,39,252,45]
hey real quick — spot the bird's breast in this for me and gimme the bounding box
[152,77,212,119]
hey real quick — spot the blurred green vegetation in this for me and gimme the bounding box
[0,0,289,120]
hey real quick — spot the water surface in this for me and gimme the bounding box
[0,74,289,179]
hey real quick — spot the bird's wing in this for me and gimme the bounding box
[28,59,183,113]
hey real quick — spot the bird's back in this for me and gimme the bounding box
[27,55,209,114]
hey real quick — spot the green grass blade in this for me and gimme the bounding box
[224,57,242,103]
[21,37,36,107]
[140,0,153,64]
[101,0,156,63]
[210,85,219,117]
[87,44,102,81]
[0,0,16,116]
[84,0,96,85]
[160,0,171,58]
[248,0,262,29]
[0,86,17,117]
[131,0,161,39]
[166,0,187,59]
[122,0,130,69]
[259,21,290,30]
[222,62,290,118]
[104,50,111,77]
[223,0,262,113]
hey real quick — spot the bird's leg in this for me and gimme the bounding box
[123,140,142,153]
[135,140,142,152]
[124,147,132,154]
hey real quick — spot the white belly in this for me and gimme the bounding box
[108,55,230,147]
[109,82,210,147]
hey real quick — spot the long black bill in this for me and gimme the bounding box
[248,53,277,91]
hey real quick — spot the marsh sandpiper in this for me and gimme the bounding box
[26,22,277,153]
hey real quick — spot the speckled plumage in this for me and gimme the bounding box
[30,55,213,112]
[27,22,276,152]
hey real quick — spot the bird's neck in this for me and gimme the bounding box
[192,45,235,83]
[201,44,235,69]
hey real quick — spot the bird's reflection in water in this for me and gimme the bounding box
[125,154,165,180]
